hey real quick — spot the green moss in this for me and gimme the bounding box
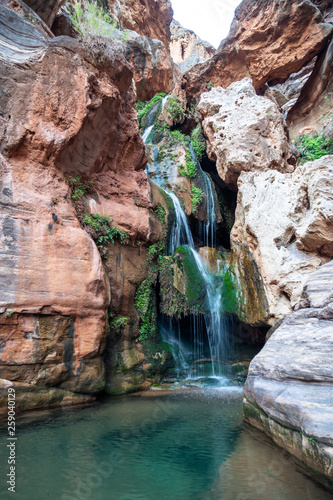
[191,125,206,160]
[221,266,238,314]
[190,186,204,213]
[136,93,166,127]
[110,316,127,334]
[294,134,333,163]
[175,246,207,308]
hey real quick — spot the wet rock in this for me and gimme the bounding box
[231,155,333,324]
[170,19,215,73]
[197,78,296,190]
[182,0,332,101]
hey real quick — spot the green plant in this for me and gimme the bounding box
[153,205,166,223]
[4,310,13,317]
[294,134,333,163]
[111,316,127,334]
[166,95,184,122]
[191,125,206,160]
[83,213,128,257]
[136,93,166,127]
[185,150,196,178]
[190,186,204,213]
[52,198,58,205]
[69,0,117,38]
[68,176,94,201]
[207,81,213,90]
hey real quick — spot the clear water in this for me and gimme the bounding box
[0,390,330,500]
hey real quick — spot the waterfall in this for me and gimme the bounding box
[141,95,233,384]
[166,190,194,253]
[190,144,217,248]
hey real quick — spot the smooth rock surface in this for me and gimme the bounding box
[197,78,295,190]
[231,156,333,324]
[0,5,156,409]
[244,260,333,481]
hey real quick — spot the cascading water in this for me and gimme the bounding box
[141,94,233,383]
[190,144,217,248]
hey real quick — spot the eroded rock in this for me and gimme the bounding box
[109,0,173,48]
[0,5,156,410]
[197,78,295,190]
[170,19,215,73]
[231,155,333,324]
[183,0,332,101]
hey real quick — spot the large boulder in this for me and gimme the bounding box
[0,6,156,411]
[182,0,332,101]
[109,0,173,48]
[197,78,296,190]
[231,155,333,325]
[170,19,215,73]
[244,260,333,485]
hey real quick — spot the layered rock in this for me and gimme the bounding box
[231,155,333,325]
[287,38,333,139]
[197,78,296,191]
[170,19,215,73]
[182,0,332,101]
[244,260,333,484]
[109,0,173,48]
[0,5,165,411]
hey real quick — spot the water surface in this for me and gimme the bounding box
[0,388,331,500]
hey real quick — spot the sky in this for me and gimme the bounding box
[171,0,242,48]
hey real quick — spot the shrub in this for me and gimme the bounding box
[69,0,118,38]
[294,134,333,163]
[166,95,184,122]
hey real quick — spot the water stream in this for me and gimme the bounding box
[142,106,232,381]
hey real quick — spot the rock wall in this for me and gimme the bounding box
[170,20,215,73]
[182,0,332,101]
[0,5,168,412]
[109,0,173,49]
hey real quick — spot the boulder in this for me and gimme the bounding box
[231,155,333,325]
[197,78,296,190]
[182,0,332,101]
[170,19,215,73]
[244,260,333,484]
[109,0,173,48]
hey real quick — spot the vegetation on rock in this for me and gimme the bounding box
[68,0,118,38]
[136,93,166,127]
[166,95,184,122]
[191,125,206,160]
[190,186,204,213]
[294,134,333,163]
